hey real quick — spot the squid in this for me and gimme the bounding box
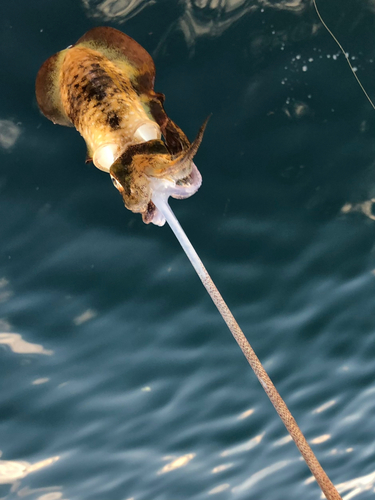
[35,26,205,224]
[36,27,342,500]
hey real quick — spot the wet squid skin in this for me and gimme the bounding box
[60,48,142,149]
[36,27,203,223]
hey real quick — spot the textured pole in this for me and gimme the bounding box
[153,195,342,500]
[195,265,341,500]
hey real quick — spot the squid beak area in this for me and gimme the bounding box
[109,144,166,221]
[109,135,205,224]
[144,116,208,199]
[142,201,157,224]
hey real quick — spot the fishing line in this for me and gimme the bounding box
[313,0,375,110]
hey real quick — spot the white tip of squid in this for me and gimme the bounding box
[149,163,202,226]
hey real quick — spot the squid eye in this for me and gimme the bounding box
[110,175,122,191]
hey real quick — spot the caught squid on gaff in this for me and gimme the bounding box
[35,26,206,225]
[35,27,343,500]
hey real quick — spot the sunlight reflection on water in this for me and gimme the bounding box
[220,433,264,457]
[232,459,293,492]
[157,453,196,475]
[337,470,375,500]
[0,456,59,485]
[82,0,308,48]
[2,0,375,498]
[0,333,53,355]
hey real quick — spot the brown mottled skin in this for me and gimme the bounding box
[59,47,155,160]
[35,27,201,222]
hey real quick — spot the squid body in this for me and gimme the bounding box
[35,26,206,224]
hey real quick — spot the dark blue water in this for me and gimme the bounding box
[1,1,375,499]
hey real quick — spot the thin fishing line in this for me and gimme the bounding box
[313,0,375,110]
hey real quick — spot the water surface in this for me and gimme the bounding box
[1,1,375,499]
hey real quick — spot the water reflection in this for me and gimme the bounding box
[73,308,97,326]
[258,0,304,11]
[237,407,254,420]
[157,453,195,475]
[312,399,337,414]
[282,99,311,120]
[309,434,331,444]
[32,378,50,385]
[221,433,264,457]
[212,463,233,473]
[0,455,64,499]
[0,119,21,150]
[342,199,375,221]
[232,459,292,492]
[166,0,307,49]
[0,455,59,484]
[32,494,64,500]
[337,470,375,500]
[82,0,149,21]
[273,434,292,447]
[175,0,256,47]
[10,487,66,500]
[82,0,307,47]
[208,483,230,494]
[0,332,53,355]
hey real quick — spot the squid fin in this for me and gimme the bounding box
[35,49,73,127]
[75,27,156,94]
